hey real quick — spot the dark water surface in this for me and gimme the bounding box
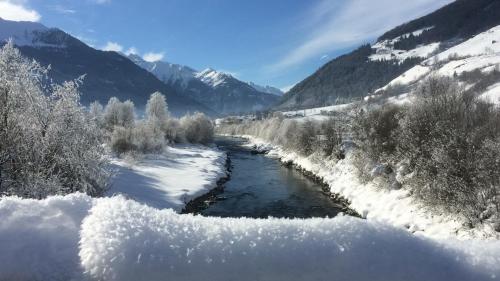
[200,136,345,219]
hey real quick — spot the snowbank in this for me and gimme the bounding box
[2,194,500,281]
[108,144,227,211]
[481,82,500,104]
[0,193,94,281]
[243,136,499,240]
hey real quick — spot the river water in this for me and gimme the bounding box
[199,136,346,219]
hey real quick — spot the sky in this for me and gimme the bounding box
[0,0,453,91]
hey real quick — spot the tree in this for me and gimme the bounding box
[119,100,135,127]
[146,92,168,122]
[0,42,109,198]
[103,97,121,130]
[89,101,104,127]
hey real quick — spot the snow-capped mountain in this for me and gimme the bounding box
[0,17,48,46]
[128,54,197,89]
[195,68,231,88]
[0,18,215,117]
[129,55,280,114]
[248,82,283,96]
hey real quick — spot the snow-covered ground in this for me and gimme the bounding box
[1,193,500,281]
[243,136,499,240]
[108,145,227,212]
[379,24,500,101]
[481,82,500,104]
[370,26,438,62]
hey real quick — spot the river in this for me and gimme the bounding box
[193,136,348,219]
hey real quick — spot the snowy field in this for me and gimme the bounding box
[108,145,227,212]
[244,136,500,240]
[1,193,500,281]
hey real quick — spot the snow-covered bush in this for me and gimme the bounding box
[132,121,165,153]
[89,101,104,127]
[110,126,136,154]
[103,97,136,130]
[0,42,109,198]
[217,117,343,158]
[352,104,401,162]
[180,112,214,144]
[106,93,215,155]
[397,76,500,224]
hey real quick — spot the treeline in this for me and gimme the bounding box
[219,76,500,227]
[218,117,345,161]
[88,92,214,155]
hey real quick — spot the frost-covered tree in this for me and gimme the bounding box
[89,101,104,126]
[0,42,109,198]
[180,112,214,144]
[146,92,168,122]
[103,97,122,130]
[119,100,136,128]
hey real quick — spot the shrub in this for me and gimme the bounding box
[180,112,214,144]
[352,104,401,162]
[396,76,500,223]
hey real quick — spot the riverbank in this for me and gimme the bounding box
[234,134,499,240]
[108,144,228,212]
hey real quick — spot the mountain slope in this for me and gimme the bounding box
[0,18,215,117]
[129,55,280,115]
[277,0,500,110]
[372,24,500,104]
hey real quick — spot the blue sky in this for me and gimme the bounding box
[0,0,453,90]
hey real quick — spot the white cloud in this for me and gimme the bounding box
[320,54,329,60]
[91,0,111,4]
[125,47,138,56]
[102,41,123,52]
[143,52,164,62]
[50,5,76,15]
[269,0,453,71]
[0,1,41,22]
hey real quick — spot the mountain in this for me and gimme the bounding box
[0,18,215,117]
[247,82,283,96]
[276,0,500,110]
[129,55,280,115]
[371,23,500,105]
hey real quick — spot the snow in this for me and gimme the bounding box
[196,68,232,88]
[375,25,500,98]
[0,18,47,46]
[281,103,353,118]
[370,26,437,62]
[247,82,284,96]
[0,18,64,48]
[370,42,440,62]
[128,54,196,89]
[480,82,500,104]
[0,193,93,281]
[435,25,500,61]
[243,136,499,240]
[108,145,227,211]
[436,54,500,76]
[2,193,500,281]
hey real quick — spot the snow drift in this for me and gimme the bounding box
[1,194,500,281]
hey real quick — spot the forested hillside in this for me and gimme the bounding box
[276,0,500,110]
